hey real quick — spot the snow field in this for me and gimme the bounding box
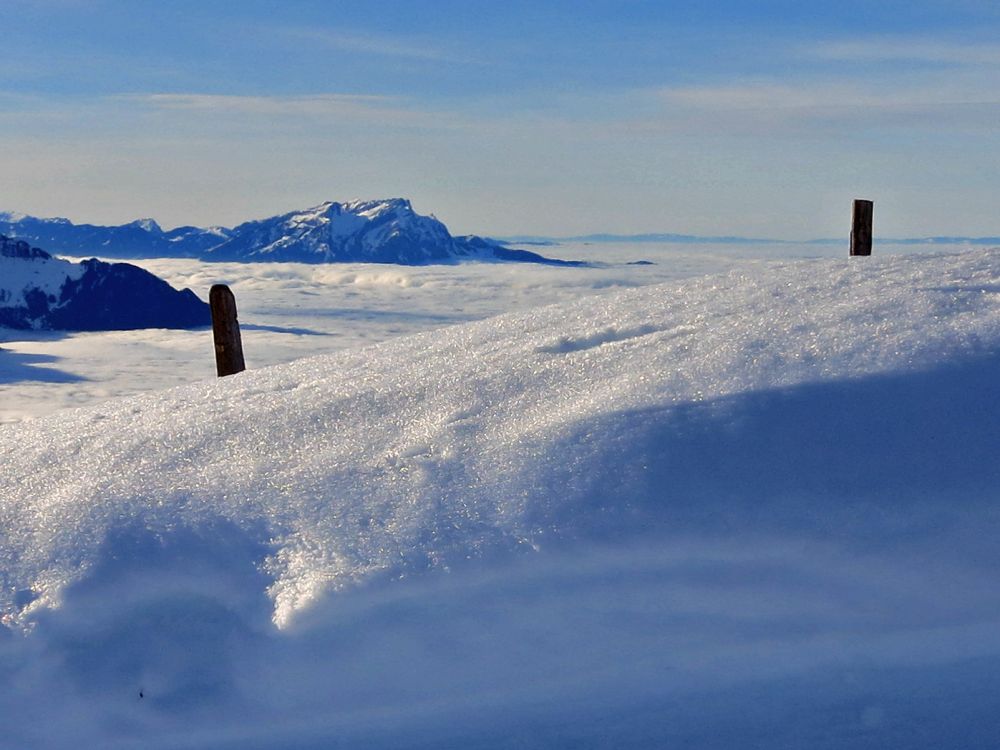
[2,249,1000,747]
[0,240,976,423]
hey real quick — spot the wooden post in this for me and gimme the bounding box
[210,284,245,377]
[850,199,874,256]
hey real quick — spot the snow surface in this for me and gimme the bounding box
[0,240,979,423]
[2,240,740,421]
[2,249,1000,747]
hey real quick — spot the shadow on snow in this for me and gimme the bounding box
[0,348,88,385]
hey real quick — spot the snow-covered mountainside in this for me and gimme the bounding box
[2,249,999,748]
[0,201,580,266]
[207,199,459,263]
[0,235,210,330]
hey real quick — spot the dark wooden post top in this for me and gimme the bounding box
[850,199,874,256]
[210,284,246,377]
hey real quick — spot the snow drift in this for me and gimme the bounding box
[2,250,1000,748]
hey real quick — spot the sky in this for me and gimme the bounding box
[2,0,1000,238]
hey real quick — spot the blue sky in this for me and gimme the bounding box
[2,0,999,237]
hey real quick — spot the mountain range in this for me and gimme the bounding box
[0,235,210,331]
[0,200,582,266]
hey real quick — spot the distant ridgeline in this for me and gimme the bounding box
[0,200,583,266]
[0,235,210,331]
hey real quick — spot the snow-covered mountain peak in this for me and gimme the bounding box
[344,197,413,218]
[0,211,72,226]
[128,217,163,234]
[294,198,415,224]
[1,235,85,321]
[203,197,468,264]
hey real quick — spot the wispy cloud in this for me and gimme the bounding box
[279,27,478,64]
[657,82,869,111]
[629,34,1000,135]
[654,81,1000,111]
[647,76,1000,134]
[127,92,464,130]
[808,38,1000,66]
[139,93,394,115]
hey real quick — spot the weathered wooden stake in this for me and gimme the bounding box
[850,199,874,256]
[210,284,245,377]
